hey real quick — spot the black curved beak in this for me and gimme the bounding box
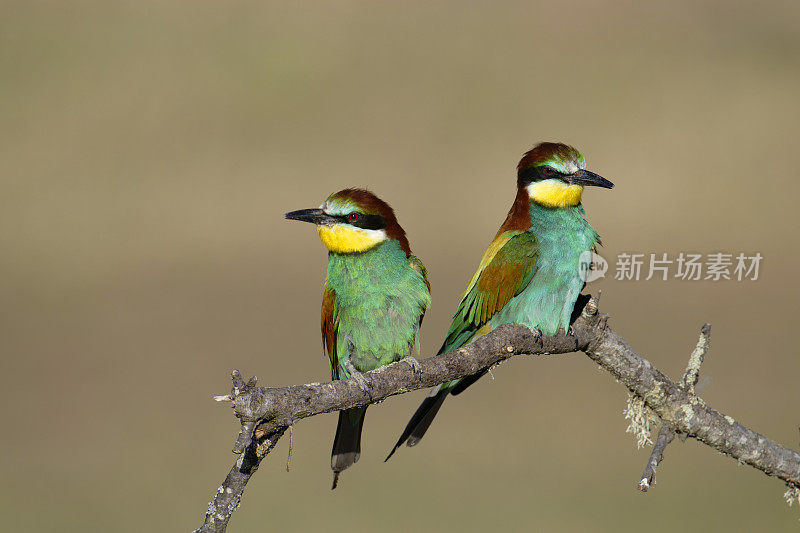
[284,208,333,225]
[567,169,614,189]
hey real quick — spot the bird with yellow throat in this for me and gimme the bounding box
[285,188,431,488]
[386,142,613,460]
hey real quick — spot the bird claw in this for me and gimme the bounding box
[344,360,373,400]
[567,326,575,337]
[400,356,422,378]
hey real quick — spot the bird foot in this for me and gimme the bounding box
[399,356,422,378]
[344,360,372,400]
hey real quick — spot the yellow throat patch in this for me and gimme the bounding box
[317,225,385,253]
[527,180,584,208]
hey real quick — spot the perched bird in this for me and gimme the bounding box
[285,188,431,489]
[386,142,613,460]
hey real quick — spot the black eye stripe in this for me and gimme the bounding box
[338,213,385,230]
[519,165,568,186]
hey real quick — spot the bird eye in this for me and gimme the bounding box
[347,213,360,222]
[542,166,554,176]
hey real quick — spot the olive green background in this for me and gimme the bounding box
[3,1,800,531]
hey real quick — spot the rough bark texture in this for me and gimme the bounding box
[638,323,710,491]
[194,296,800,533]
[196,427,285,533]
[638,424,677,491]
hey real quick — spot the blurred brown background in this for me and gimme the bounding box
[2,1,799,531]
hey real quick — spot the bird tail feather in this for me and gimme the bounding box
[385,386,449,461]
[331,406,367,490]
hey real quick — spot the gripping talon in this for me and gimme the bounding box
[344,360,372,399]
[400,356,422,378]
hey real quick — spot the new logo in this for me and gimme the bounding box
[578,251,608,283]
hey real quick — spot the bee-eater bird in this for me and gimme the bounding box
[285,188,431,489]
[386,142,613,460]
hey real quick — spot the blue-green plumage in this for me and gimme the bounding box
[487,204,598,336]
[326,239,430,377]
[387,142,612,459]
[285,188,430,488]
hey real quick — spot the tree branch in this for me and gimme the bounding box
[638,323,711,491]
[194,295,800,532]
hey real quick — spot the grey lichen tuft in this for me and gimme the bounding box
[624,393,658,449]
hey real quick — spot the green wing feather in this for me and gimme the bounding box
[439,231,539,355]
[385,231,540,459]
[408,255,430,293]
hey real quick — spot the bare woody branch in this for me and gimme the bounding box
[195,296,800,533]
[638,323,711,492]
